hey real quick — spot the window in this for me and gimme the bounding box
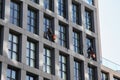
[44,0,53,11]
[58,0,67,18]
[85,9,94,32]
[101,72,109,80]
[43,47,53,74]
[85,0,94,5]
[0,27,3,55]
[26,41,36,67]
[114,77,120,80]
[59,54,67,80]
[8,33,19,61]
[72,3,80,24]
[10,0,21,26]
[74,60,82,80]
[88,65,97,80]
[0,63,1,79]
[30,0,38,3]
[44,16,54,41]
[73,30,82,54]
[27,7,38,34]
[0,0,4,19]
[44,78,50,80]
[26,73,37,80]
[59,24,68,48]
[7,67,19,80]
[86,36,96,60]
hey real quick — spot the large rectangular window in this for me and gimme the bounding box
[72,3,80,24]
[27,7,38,34]
[10,0,21,26]
[73,30,82,54]
[7,67,19,80]
[59,54,67,80]
[58,0,67,18]
[0,0,4,19]
[43,16,54,41]
[43,47,53,74]
[114,77,120,80]
[59,24,68,48]
[85,0,94,5]
[86,36,96,60]
[26,41,36,67]
[74,60,82,80]
[44,0,53,11]
[26,73,38,80]
[85,9,94,32]
[8,33,19,61]
[88,65,97,80]
[101,72,109,80]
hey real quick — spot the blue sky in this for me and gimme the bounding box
[99,0,120,64]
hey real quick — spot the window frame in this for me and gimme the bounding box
[85,8,94,32]
[10,0,21,27]
[27,7,38,34]
[26,40,36,68]
[73,30,82,54]
[85,0,94,5]
[59,54,67,80]
[58,0,67,18]
[88,65,97,80]
[26,72,38,80]
[59,23,68,48]
[43,47,54,74]
[8,33,19,61]
[72,2,81,25]
[7,66,19,80]
[101,71,109,80]
[74,60,82,80]
[44,0,54,11]
[0,0,4,19]
[30,0,39,4]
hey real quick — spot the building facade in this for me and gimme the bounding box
[0,0,120,80]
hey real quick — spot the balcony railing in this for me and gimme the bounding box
[102,57,120,72]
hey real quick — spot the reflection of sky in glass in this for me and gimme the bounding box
[102,58,120,72]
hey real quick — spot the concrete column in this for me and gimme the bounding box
[4,0,10,23]
[20,70,26,80]
[22,2,28,29]
[21,34,27,64]
[84,61,88,80]
[2,27,9,58]
[69,55,74,80]
[1,63,7,80]
[39,11,44,37]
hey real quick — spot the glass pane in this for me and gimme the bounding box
[9,34,12,41]
[31,43,35,50]
[13,52,17,60]
[30,59,34,67]
[13,35,18,43]
[13,44,17,52]
[7,69,11,77]
[12,70,16,79]
[30,51,35,59]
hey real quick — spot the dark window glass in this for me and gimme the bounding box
[73,31,82,54]
[59,54,67,80]
[44,78,50,80]
[72,3,80,24]
[30,0,38,3]
[26,74,36,80]
[43,47,52,74]
[74,61,82,80]
[88,65,97,80]
[7,67,18,80]
[26,41,36,67]
[85,9,94,32]
[101,72,109,80]
[58,0,66,18]
[43,17,54,41]
[8,33,19,61]
[114,77,120,80]
[27,8,38,34]
[44,0,53,11]
[0,0,3,19]
[85,0,94,5]
[59,24,67,48]
[10,1,21,26]
[86,36,96,60]
[0,63,1,79]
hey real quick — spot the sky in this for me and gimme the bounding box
[98,0,120,65]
